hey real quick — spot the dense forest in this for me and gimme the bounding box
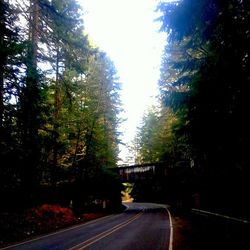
[135,0,250,217]
[1,0,250,246]
[1,0,250,231]
[0,0,123,213]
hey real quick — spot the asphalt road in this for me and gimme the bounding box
[1,202,172,250]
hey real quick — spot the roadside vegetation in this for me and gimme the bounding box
[0,0,122,209]
[134,0,250,220]
[0,203,112,247]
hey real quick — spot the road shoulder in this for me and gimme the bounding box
[170,208,250,250]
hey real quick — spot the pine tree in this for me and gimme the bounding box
[0,0,24,192]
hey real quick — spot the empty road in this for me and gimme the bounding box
[2,202,172,250]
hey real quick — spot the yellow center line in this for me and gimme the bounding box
[68,212,143,250]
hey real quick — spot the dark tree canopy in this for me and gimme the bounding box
[134,0,250,216]
[0,0,122,212]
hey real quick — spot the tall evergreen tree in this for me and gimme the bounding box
[0,0,123,210]
[157,0,250,213]
[74,52,122,180]
[0,0,24,193]
[17,0,44,192]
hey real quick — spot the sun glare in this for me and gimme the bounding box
[81,0,166,164]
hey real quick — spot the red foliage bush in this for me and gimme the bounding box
[26,204,75,233]
[82,213,105,221]
[0,205,107,247]
[30,204,73,222]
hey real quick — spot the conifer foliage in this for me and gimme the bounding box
[0,0,122,211]
[135,0,250,214]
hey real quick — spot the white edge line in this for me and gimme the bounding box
[191,208,250,224]
[0,214,115,250]
[166,207,173,250]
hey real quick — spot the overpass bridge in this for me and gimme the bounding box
[118,162,171,182]
[117,161,192,203]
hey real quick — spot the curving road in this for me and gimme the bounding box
[1,202,172,250]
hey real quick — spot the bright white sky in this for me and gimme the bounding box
[80,0,166,164]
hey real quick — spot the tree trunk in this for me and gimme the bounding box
[20,0,40,192]
[52,45,60,187]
